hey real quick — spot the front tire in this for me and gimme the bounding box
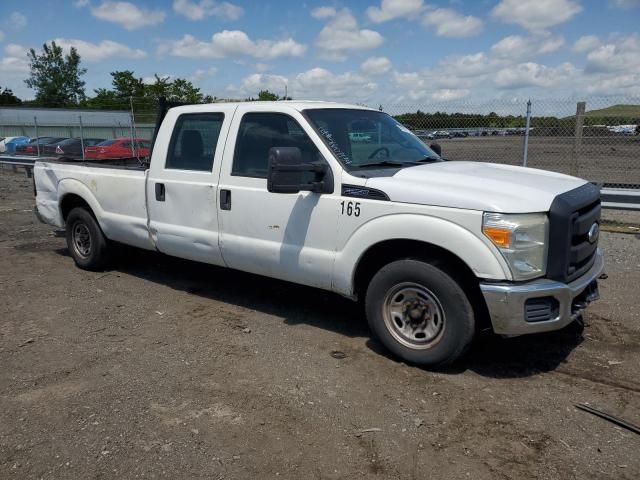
[365,259,475,367]
[65,207,109,271]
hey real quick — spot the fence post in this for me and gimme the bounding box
[79,115,85,161]
[129,96,138,157]
[522,99,531,167]
[34,116,40,157]
[128,111,136,158]
[571,101,586,177]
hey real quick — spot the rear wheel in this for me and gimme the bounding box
[365,259,475,367]
[65,207,109,270]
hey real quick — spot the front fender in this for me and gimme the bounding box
[332,213,511,297]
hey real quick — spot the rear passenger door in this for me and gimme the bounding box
[147,108,234,265]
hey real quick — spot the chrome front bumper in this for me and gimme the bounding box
[480,250,604,335]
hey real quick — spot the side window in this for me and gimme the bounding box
[166,113,224,171]
[232,112,322,178]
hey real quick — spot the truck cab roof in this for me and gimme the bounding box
[168,101,377,114]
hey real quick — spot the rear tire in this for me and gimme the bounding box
[365,259,475,367]
[65,207,109,271]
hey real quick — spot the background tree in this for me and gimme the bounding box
[257,89,279,101]
[25,41,86,107]
[0,87,22,105]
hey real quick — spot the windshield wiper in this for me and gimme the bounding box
[354,160,409,168]
[412,156,441,163]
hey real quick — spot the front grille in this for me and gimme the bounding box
[567,199,600,281]
[547,183,601,283]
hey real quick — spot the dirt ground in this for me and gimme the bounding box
[435,135,640,187]
[1,170,639,480]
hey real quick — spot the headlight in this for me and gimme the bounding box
[482,212,549,281]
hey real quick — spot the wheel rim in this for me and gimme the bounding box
[71,221,92,258]
[382,282,445,350]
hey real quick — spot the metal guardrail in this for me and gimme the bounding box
[1,155,639,210]
[0,156,36,177]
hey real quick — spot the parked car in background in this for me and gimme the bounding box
[84,138,151,160]
[0,136,30,153]
[427,130,452,139]
[43,138,105,159]
[452,131,468,138]
[16,137,66,155]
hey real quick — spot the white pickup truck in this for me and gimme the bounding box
[34,101,603,366]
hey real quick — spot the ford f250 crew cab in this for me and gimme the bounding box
[33,101,604,367]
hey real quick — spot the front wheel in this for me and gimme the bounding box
[365,259,475,367]
[65,207,110,271]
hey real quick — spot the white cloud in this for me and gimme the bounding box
[9,12,27,29]
[310,6,336,19]
[361,56,392,75]
[227,67,378,102]
[173,0,243,21]
[584,34,640,73]
[254,63,271,73]
[494,62,577,88]
[0,44,30,97]
[422,8,483,38]
[366,0,424,23]
[431,89,470,101]
[158,30,306,59]
[91,2,166,30]
[585,73,640,97]
[491,0,582,31]
[491,35,564,59]
[190,66,218,82]
[53,38,147,61]
[315,9,384,61]
[573,35,601,53]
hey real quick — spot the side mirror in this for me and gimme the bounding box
[267,147,333,194]
[430,143,442,156]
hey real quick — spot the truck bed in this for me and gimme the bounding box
[42,156,148,170]
[35,158,154,251]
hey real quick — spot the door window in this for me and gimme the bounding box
[166,113,224,171]
[232,112,322,178]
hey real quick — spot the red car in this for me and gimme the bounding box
[84,138,151,160]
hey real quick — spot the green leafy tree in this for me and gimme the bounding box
[257,89,279,101]
[25,41,86,107]
[170,78,203,103]
[0,86,22,105]
[111,70,146,98]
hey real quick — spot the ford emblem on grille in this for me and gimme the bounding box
[588,222,599,244]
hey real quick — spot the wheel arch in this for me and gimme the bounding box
[57,179,105,228]
[353,239,492,331]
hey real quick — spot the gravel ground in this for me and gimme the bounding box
[434,135,640,187]
[1,170,639,479]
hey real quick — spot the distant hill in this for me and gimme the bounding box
[584,104,640,117]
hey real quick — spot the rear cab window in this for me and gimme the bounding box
[166,113,224,171]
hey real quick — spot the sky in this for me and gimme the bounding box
[0,0,639,111]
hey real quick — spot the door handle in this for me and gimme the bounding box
[220,189,231,210]
[155,183,165,201]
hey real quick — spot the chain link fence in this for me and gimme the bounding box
[1,96,639,187]
[386,97,640,188]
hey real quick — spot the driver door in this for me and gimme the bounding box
[217,106,341,289]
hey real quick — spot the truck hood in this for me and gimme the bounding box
[363,161,587,213]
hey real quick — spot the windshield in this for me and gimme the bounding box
[304,108,441,169]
